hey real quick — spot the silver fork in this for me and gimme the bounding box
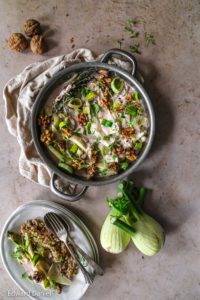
[60,217,104,276]
[44,212,94,285]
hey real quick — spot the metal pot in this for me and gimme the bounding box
[31,49,155,201]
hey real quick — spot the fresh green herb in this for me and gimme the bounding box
[124,26,139,38]
[120,161,129,171]
[117,39,123,49]
[31,254,40,266]
[59,120,68,129]
[144,32,156,47]
[43,278,50,288]
[132,91,141,101]
[21,272,29,279]
[81,87,96,101]
[126,105,138,116]
[69,144,78,154]
[122,18,156,55]
[134,142,143,151]
[85,122,92,134]
[129,118,137,127]
[91,103,100,116]
[127,17,146,26]
[129,44,141,54]
[102,119,113,128]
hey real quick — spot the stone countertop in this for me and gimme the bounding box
[0,1,199,299]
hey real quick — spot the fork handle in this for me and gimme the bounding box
[68,236,104,276]
[60,236,93,284]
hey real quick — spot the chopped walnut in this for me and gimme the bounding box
[108,162,118,174]
[114,145,125,158]
[100,98,110,108]
[121,127,135,139]
[71,159,84,170]
[40,129,53,145]
[98,69,109,77]
[104,77,112,84]
[126,149,137,161]
[78,113,88,126]
[38,115,51,129]
[87,164,96,177]
[87,149,98,178]
[125,94,132,102]
[61,128,72,138]
[32,271,44,283]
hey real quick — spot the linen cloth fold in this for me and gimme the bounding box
[3,48,131,188]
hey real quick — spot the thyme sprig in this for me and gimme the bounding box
[118,17,156,55]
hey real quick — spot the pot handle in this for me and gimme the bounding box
[100,48,137,76]
[50,173,88,201]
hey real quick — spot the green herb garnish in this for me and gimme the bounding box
[129,44,141,54]
[102,119,113,127]
[85,122,92,134]
[126,105,138,116]
[70,144,78,154]
[91,103,100,116]
[120,161,129,171]
[134,142,143,151]
[144,32,156,47]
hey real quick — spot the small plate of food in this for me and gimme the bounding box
[0,200,100,300]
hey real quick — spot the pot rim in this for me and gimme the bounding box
[31,61,155,186]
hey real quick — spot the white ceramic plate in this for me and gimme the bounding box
[0,200,99,300]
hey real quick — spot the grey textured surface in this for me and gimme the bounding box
[0,1,200,300]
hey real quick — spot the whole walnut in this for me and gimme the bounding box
[8,33,28,52]
[30,35,45,54]
[24,19,41,37]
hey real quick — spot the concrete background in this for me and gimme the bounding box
[0,0,200,299]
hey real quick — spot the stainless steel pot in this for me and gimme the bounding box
[31,49,155,201]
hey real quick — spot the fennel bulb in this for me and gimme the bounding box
[100,211,130,254]
[131,213,165,256]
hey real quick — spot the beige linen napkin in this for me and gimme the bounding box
[3,48,131,188]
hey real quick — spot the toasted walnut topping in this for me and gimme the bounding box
[126,149,137,161]
[32,271,44,283]
[121,127,135,139]
[104,77,112,84]
[61,128,72,138]
[114,145,126,157]
[71,159,84,170]
[99,69,109,77]
[78,113,88,126]
[87,149,98,178]
[100,98,110,108]
[125,94,132,102]
[40,129,53,145]
[38,115,51,129]
[87,165,95,177]
[108,162,118,174]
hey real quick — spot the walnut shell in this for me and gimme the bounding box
[30,35,45,54]
[24,19,41,37]
[8,33,28,52]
